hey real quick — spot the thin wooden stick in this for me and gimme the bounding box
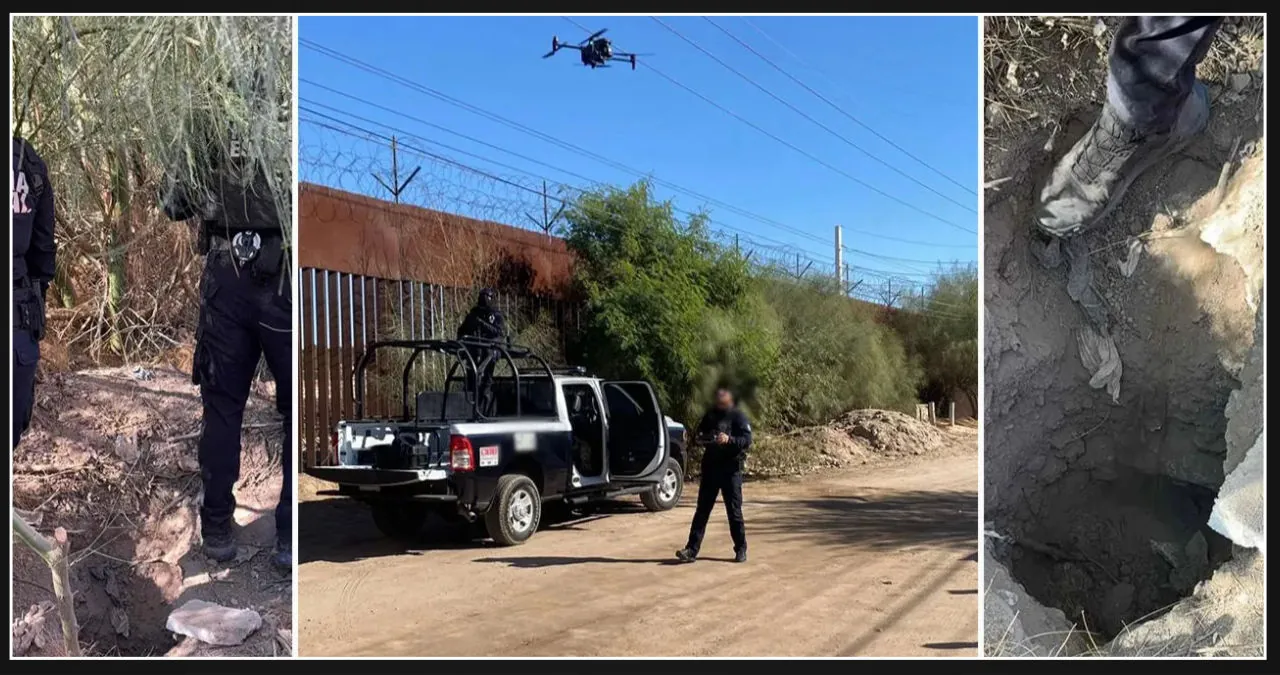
[12,513,82,657]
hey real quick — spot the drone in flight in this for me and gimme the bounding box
[543,29,642,70]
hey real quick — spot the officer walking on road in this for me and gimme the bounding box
[1034,16,1224,330]
[456,287,506,416]
[161,103,293,571]
[12,135,57,449]
[677,388,752,564]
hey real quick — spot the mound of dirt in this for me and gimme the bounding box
[11,366,291,658]
[832,409,952,457]
[746,409,974,478]
[982,16,1264,656]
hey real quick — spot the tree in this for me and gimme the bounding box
[561,181,778,424]
[893,265,979,413]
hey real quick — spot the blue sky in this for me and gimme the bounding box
[298,15,978,287]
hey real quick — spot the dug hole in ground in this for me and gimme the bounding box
[982,17,1265,657]
[298,410,978,657]
[11,367,292,657]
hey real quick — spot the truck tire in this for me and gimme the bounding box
[485,474,542,546]
[371,501,428,542]
[640,457,684,512]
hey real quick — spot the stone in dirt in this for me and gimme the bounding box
[12,601,60,656]
[1207,431,1264,554]
[165,600,262,646]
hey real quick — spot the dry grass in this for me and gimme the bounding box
[984,16,1266,148]
[11,16,293,368]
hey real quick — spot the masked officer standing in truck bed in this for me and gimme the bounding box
[160,96,292,571]
[677,388,752,564]
[12,135,57,449]
[456,287,506,416]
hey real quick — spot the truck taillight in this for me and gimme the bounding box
[450,435,475,472]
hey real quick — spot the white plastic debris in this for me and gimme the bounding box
[1077,327,1122,403]
[1119,238,1143,278]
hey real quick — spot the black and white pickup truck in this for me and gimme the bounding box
[306,338,687,546]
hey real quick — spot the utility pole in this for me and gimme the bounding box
[834,225,843,286]
[525,180,565,236]
[371,135,421,204]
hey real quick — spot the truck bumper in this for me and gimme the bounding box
[307,466,448,486]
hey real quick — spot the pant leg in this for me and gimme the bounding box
[257,279,294,546]
[1107,16,1223,131]
[722,470,747,553]
[684,466,722,554]
[478,350,498,416]
[12,328,39,449]
[196,255,263,538]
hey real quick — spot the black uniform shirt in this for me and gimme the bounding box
[457,303,507,341]
[160,123,282,233]
[12,136,56,292]
[696,406,753,467]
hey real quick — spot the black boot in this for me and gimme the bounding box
[202,529,237,563]
[734,549,748,564]
[1035,82,1209,239]
[675,547,697,563]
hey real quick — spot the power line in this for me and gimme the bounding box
[651,16,975,213]
[300,110,838,269]
[301,83,958,269]
[303,37,975,246]
[555,22,976,236]
[712,17,977,197]
[298,102,838,267]
[300,92,962,279]
[301,38,834,251]
[300,111,953,294]
[639,60,975,237]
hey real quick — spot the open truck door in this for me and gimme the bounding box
[602,381,668,484]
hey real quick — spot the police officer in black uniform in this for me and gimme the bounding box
[677,388,752,563]
[12,136,56,449]
[456,288,506,416]
[160,107,292,571]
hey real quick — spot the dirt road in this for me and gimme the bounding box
[297,451,978,657]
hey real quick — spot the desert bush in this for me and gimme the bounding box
[562,181,778,424]
[564,181,930,430]
[890,265,979,412]
[759,275,921,429]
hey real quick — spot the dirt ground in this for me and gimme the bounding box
[11,366,291,657]
[982,16,1264,655]
[297,427,978,657]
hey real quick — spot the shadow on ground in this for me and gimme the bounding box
[751,489,978,553]
[297,497,664,564]
[300,486,977,565]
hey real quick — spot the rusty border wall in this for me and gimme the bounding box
[298,183,580,467]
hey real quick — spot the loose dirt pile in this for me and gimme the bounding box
[982,16,1264,657]
[11,366,291,657]
[746,409,975,479]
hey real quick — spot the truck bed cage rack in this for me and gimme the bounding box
[352,337,555,422]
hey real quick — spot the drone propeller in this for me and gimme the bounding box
[587,28,608,41]
[543,35,559,58]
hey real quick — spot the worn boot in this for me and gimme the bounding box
[202,529,237,563]
[1035,81,1210,239]
[734,548,748,564]
[675,547,698,563]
